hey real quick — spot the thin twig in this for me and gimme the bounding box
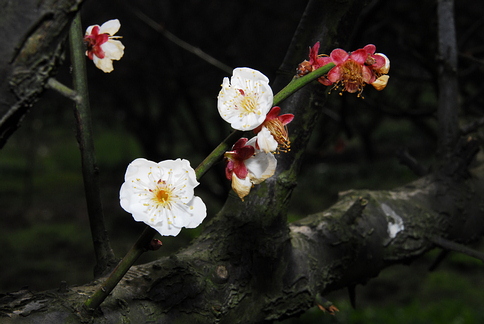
[127,4,232,74]
[396,148,428,177]
[46,78,81,103]
[429,235,484,263]
[69,12,117,277]
[84,227,158,311]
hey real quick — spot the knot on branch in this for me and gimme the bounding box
[341,196,368,225]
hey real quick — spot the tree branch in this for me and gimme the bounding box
[436,0,459,161]
[69,12,118,277]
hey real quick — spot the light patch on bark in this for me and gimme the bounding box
[381,203,405,239]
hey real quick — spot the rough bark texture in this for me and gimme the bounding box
[0,0,83,148]
[1,0,483,323]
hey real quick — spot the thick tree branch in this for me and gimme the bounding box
[0,0,84,148]
[2,169,484,323]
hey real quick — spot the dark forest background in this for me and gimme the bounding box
[1,0,484,322]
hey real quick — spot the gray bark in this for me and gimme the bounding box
[0,0,83,148]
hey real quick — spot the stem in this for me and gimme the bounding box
[429,235,484,263]
[194,130,243,179]
[46,78,81,103]
[84,227,158,311]
[273,63,334,106]
[69,12,117,277]
[83,61,335,311]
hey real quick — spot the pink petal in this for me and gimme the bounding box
[309,42,321,64]
[316,56,333,68]
[372,54,385,69]
[232,138,249,150]
[363,44,376,55]
[350,48,367,64]
[233,161,249,179]
[266,106,281,120]
[278,114,294,125]
[327,66,342,83]
[330,49,349,65]
[362,66,374,83]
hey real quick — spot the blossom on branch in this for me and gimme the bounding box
[218,68,273,131]
[297,41,332,76]
[297,42,390,96]
[253,106,294,153]
[225,138,277,200]
[119,158,206,236]
[84,19,125,73]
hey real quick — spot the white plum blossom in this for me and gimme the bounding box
[217,68,273,131]
[119,158,206,236]
[84,19,125,73]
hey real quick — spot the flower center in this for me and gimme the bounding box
[340,60,364,94]
[84,26,109,59]
[151,180,175,209]
[265,119,290,152]
[239,93,258,113]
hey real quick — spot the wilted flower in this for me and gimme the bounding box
[297,42,390,95]
[253,106,294,153]
[84,19,125,73]
[297,41,332,77]
[119,158,206,236]
[324,44,390,95]
[225,138,277,200]
[218,68,273,131]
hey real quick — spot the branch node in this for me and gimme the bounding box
[341,196,368,225]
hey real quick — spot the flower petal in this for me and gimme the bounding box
[371,75,390,91]
[330,49,349,65]
[119,158,206,236]
[256,127,278,153]
[102,40,125,60]
[217,67,273,131]
[99,19,121,36]
[184,196,207,228]
[93,56,115,73]
[231,173,252,200]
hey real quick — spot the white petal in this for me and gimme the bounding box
[371,75,389,91]
[102,40,125,60]
[184,196,207,228]
[217,67,273,131]
[93,56,114,73]
[231,173,252,200]
[233,67,270,84]
[245,151,277,184]
[119,158,206,236]
[99,19,121,36]
[85,25,98,35]
[256,127,278,153]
